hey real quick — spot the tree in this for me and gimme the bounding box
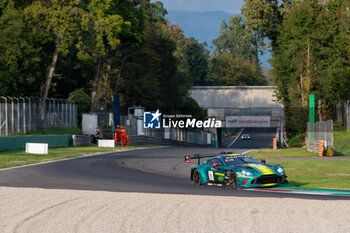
[241,0,291,47]
[0,1,51,97]
[88,0,145,112]
[68,88,91,124]
[212,16,259,60]
[209,16,266,86]
[24,0,90,115]
[272,0,350,134]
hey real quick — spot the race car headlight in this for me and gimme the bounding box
[277,167,284,173]
[241,170,253,176]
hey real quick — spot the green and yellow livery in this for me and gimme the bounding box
[185,153,288,188]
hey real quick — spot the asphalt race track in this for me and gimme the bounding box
[0,141,349,200]
[229,128,276,149]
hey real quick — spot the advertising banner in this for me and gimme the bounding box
[225,116,270,128]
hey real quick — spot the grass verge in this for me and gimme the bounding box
[269,159,350,190]
[334,129,350,155]
[0,144,161,169]
[248,147,318,159]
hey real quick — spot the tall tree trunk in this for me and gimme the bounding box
[115,55,128,95]
[91,54,103,112]
[41,37,59,118]
[102,52,115,111]
[317,99,324,121]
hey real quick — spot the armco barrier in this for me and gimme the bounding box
[0,135,72,151]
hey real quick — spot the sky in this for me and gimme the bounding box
[159,0,245,14]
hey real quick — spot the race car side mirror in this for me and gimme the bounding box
[185,156,191,163]
[261,159,266,164]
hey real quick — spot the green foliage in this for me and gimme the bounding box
[209,16,266,86]
[272,0,350,134]
[287,134,305,148]
[241,0,290,46]
[212,16,259,60]
[209,53,266,86]
[175,37,209,86]
[0,1,51,96]
[68,88,91,122]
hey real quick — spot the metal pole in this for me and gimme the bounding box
[68,100,73,127]
[19,97,26,134]
[13,97,20,133]
[48,98,53,128]
[35,97,41,130]
[64,99,68,128]
[25,97,31,132]
[7,97,14,134]
[52,98,56,128]
[1,97,8,135]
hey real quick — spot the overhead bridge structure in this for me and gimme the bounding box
[189,86,285,147]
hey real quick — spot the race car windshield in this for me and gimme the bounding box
[224,156,261,166]
[240,156,261,164]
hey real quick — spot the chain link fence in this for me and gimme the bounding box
[0,97,77,136]
[307,120,333,152]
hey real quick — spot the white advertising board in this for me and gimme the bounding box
[26,143,48,154]
[82,113,98,135]
[225,116,270,128]
[98,140,115,148]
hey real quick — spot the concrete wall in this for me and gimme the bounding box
[189,86,282,109]
[0,135,72,151]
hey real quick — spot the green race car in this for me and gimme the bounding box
[185,153,287,188]
[240,134,251,140]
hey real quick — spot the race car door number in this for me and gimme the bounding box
[208,171,214,181]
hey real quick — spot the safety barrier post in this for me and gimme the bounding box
[273,138,277,150]
[318,140,324,157]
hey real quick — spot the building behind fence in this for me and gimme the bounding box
[307,120,333,152]
[0,97,77,136]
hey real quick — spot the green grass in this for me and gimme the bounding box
[333,129,350,155]
[286,133,305,147]
[248,147,318,160]
[0,144,161,169]
[269,159,350,190]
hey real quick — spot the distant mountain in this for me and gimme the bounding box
[165,10,271,69]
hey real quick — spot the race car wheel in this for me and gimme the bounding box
[192,169,201,186]
[228,172,237,189]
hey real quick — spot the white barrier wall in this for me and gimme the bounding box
[25,143,48,154]
[98,139,115,148]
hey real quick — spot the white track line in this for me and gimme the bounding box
[227,128,244,148]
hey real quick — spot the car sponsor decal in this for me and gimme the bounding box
[215,172,225,176]
[208,171,214,181]
[246,164,275,175]
[237,175,244,177]
[218,177,224,181]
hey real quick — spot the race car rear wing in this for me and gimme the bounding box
[184,152,234,165]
